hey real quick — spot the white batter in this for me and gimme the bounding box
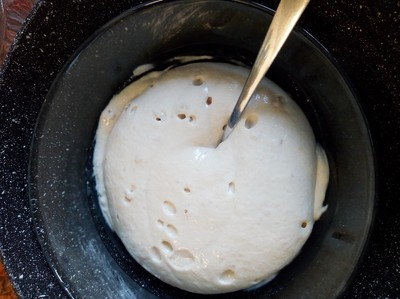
[93,62,329,294]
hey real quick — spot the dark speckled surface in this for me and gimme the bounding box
[0,0,399,298]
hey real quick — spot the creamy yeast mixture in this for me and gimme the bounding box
[93,62,329,294]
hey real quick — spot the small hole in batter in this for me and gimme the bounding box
[178,113,186,120]
[161,240,173,253]
[154,111,166,122]
[189,115,196,122]
[219,269,236,285]
[301,221,308,228]
[245,115,258,129]
[166,224,178,238]
[222,124,227,131]
[157,219,164,228]
[169,249,195,270]
[193,76,204,86]
[130,105,138,114]
[127,185,135,194]
[150,246,161,262]
[184,187,191,193]
[228,182,235,194]
[206,96,213,106]
[163,200,177,215]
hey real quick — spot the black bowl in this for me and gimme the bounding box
[26,0,374,298]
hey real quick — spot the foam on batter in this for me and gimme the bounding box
[93,62,329,294]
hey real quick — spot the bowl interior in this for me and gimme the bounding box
[29,1,375,298]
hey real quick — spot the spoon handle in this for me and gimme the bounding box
[223,0,310,140]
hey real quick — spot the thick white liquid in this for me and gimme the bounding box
[93,62,329,294]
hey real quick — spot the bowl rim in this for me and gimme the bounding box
[27,0,376,298]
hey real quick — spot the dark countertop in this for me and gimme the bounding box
[0,0,399,298]
[1,1,36,297]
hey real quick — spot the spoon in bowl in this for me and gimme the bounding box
[221,0,310,142]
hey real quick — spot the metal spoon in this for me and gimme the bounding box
[221,0,310,141]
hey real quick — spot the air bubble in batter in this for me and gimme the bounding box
[218,269,236,285]
[168,249,195,270]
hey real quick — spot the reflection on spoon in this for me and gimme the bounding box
[221,0,310,142]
